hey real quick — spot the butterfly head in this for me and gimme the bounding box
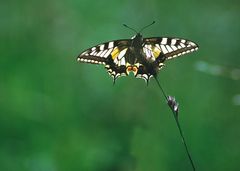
[131,33,143,47]
[131,33,142,39]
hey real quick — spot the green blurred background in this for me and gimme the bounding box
[1,0,240,170]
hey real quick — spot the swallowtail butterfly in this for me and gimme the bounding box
[77,22,199,83]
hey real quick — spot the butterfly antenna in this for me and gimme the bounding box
[154,76,196,171]
[123,24,138,34]
[139,21,156,33]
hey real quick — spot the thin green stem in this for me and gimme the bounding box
[154,76,196,171]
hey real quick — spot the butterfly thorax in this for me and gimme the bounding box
[125,33,157,76]
[126,33,145,64]
[131,33,143,49]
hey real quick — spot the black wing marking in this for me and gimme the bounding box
[143,37,199,61]
[77,39,130,65]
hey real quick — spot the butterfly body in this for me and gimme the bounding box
[77,31,198,83]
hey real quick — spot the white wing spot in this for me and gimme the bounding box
[142,74,148,80]
[100,44,105,51]
[114,57,118,64]
[104,48,113,57]
[90,51,96,55]
[81,51,88,56]
[108,42,114,48]
[178,45,182,49]
[97,51,103,56]
[144,45,152,59]
[146,49,152,58]
[116,73,120,77]
[118,48,128,59]
[181,39,186,44]
[120,57,126,65]
[189,42,196,46]
[171,46,178,51]
[171,39,177,45]
[166,45,173,52]
[160,45,168,53]
[155,44,161,49]
[100,49,108,57]
[180,43,186,48]
[161,38,167,44]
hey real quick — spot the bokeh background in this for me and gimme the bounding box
[1,0,240,170]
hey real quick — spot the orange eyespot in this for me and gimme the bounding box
[127,66,133,72]
[132,66,138,72]
[126,66,138,75]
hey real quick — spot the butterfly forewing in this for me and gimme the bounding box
[77,39,130,65]
[144,37,199,60]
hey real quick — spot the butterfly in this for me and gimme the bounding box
[77,22,199,83]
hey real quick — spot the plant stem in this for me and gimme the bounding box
[154,76,196,171]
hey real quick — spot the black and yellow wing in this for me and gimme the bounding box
[143,37,198,62]
[77,39,131,81]
[133,37,199,82]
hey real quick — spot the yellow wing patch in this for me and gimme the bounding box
[111,47,128,61]
[111,47,120,60]
[151,46,161,58]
